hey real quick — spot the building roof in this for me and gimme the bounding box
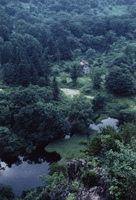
[80,59,88,66]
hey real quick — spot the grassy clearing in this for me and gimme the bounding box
[60,88,94,99]
[45,131,95,165]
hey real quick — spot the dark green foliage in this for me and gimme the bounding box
[92,68,102,89]
[12,46,26,66]
[30,66,39,85]
[0,8,11,27]
[11,102,68,144]
[87,122,136,156]
[70,64,79,86]
[49,162,68,177]
[0,126,22,158]
[15,19,30,35]
[0,9,12,41]
[38,77,46,87]
[118,109,136,123]
[21,188,38,199]
[88,133,102,155]
[0,99,10,126]
[88,126,119,155]
[0,2,136,199]
[3,62,16,85]
[24,34,42,59]
[80,80,93,94]
[0,85,69,152]
[43,61,51,86]
[0,183,15,200]
[81,169,97,188]
[99,125,122,151]
[57,36,72,60]
[10,85,52,108]
[1,42,13,65]
[109,17,130,37]
[50,21,68,38]
[101,140,136,200]
[0,25,10,42]
[118,122,136,145]
[52,77,59,101]
[47,38,58,61]
[16,10,30,22]
[16,60,30,87]
[30,50,43,77]
[68,95,94,135]
[105,66,135,95]
[92,93,106,112]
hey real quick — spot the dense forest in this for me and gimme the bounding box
[0,0,136,199]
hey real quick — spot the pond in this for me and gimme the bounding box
[0,117,118,197]
[0,147,61,197]
[0,157,49,196]
[46,117,119,164]
[89,117,119,131]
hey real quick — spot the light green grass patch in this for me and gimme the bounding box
[45,133,94,164]
[77,77,91,85]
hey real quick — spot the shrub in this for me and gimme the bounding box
[105,66,135,95]
[92,93,106,111]
[49,162,68,177]
[0,183,15,200]
[88,133,102,155]
[81,169,97,188]
[101,140,136,200]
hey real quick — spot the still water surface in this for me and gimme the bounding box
[89,117,118,131]
[0,157,49,196]
[0,149,61,196]
[0,117,118,196]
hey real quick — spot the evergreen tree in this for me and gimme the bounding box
[92,67,102,89]
[47,38,57,61]
[92,93,106,112]
[30,50,43,77]
[57,36,72,60]
[43,61,51,86]
[52,76,59,100]
[38,77,46,87]
[16,60,30,87]
[101,140,136,200]
[12,46,23,65]
[68,95,94,135]
[70,64,78,86]
[105,66,135,95]
[1,42,13,65]
[30,66,39,85]
[3,62,15,85]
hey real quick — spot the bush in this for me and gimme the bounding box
[105,66,135,95]
[80,80,93,94]
[88,133,102,155]
[0,183,15,200]
[81,169,97,188]
[101,140,136,200]
[49,162,68,177]
[92,93,106,111]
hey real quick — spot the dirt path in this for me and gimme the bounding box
[60,88,94,99]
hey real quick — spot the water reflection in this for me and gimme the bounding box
[0,117,118,196]
[89,117,118,132]
[0,145,61,196]
[20,144,61,164]
[0,158,49,196]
